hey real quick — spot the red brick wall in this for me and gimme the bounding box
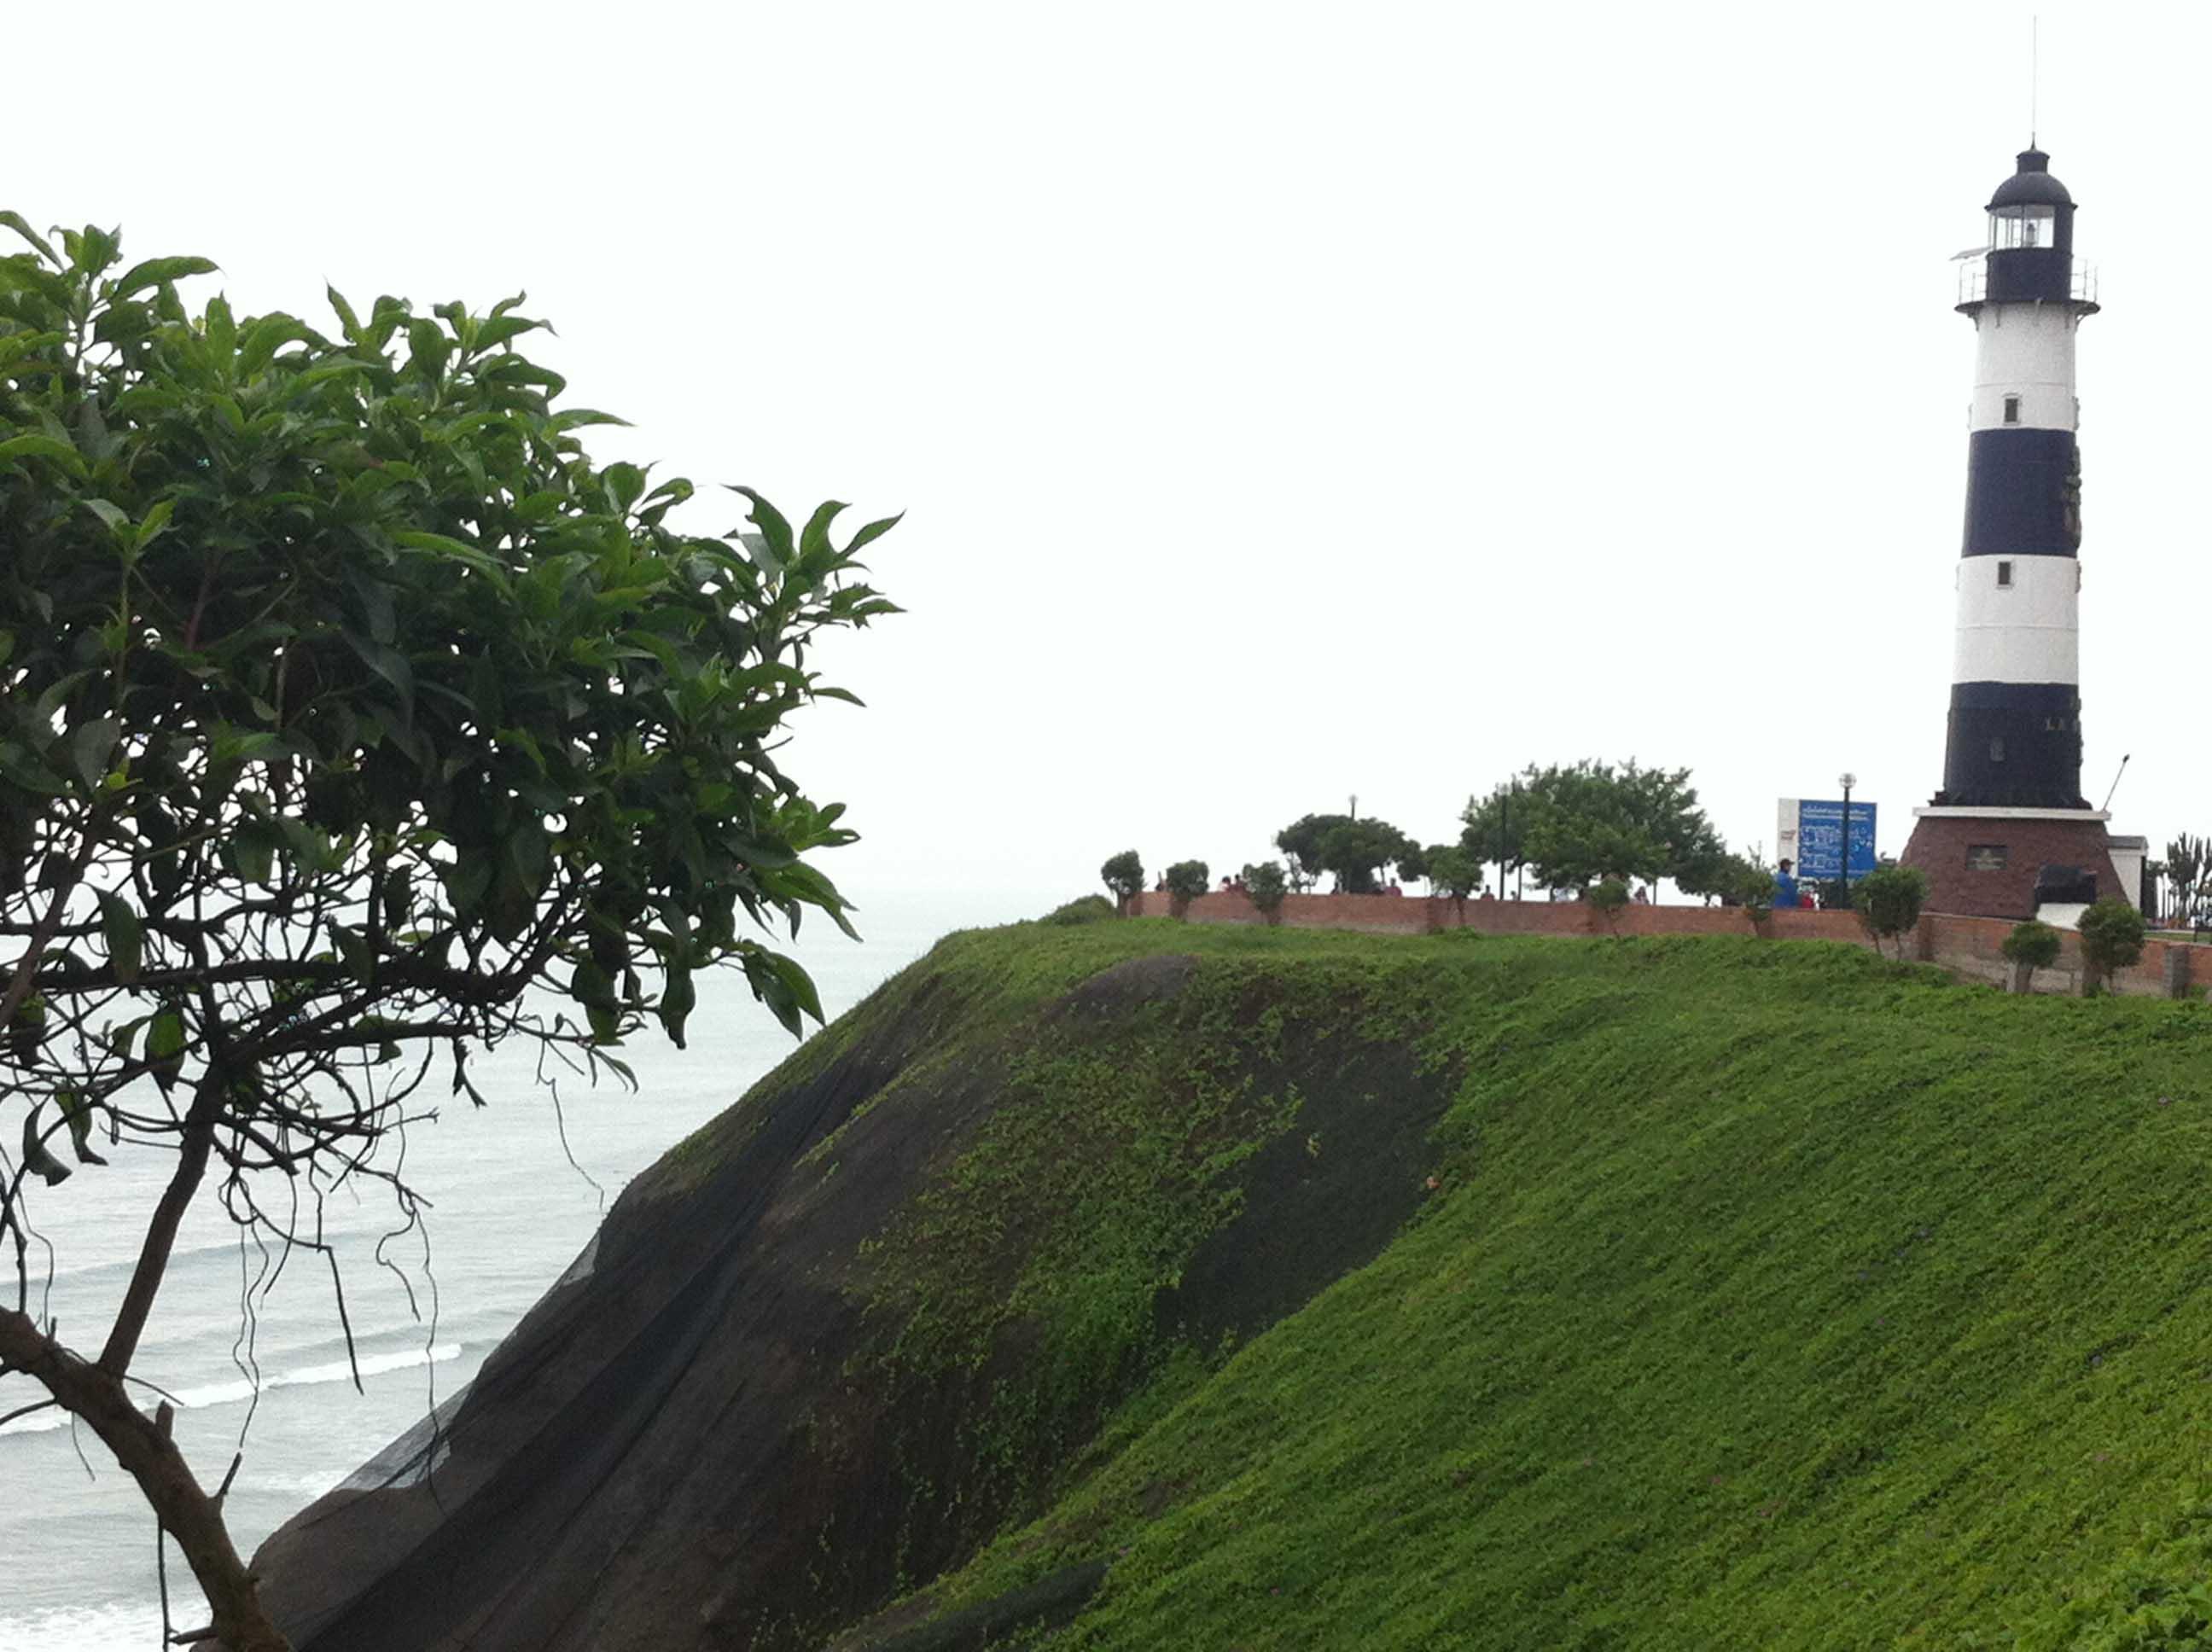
[1120,891,2197,998]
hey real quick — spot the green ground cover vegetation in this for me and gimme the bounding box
[782,920,2212,1650]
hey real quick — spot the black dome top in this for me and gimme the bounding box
[1988,147,2075,210]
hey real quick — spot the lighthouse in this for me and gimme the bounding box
[1900,144,2133,919]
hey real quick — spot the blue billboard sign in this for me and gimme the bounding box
[1796,800,1877,881]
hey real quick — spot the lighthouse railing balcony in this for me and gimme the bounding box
[1955,254,2098,309]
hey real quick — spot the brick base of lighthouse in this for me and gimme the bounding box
[1898,811,2123,921]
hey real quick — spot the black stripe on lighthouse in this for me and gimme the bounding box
[1961,428,2081,557]
[1940,682,2087,809]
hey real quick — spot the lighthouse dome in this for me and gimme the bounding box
[1988,148,2075,210]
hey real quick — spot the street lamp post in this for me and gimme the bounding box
[1838,771,1858,898]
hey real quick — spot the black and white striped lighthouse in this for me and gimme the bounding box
[1939,146,2096,810]
[1901,143,2128,918]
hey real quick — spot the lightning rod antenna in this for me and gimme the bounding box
[2031,15,2040,147]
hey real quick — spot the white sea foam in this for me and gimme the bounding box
[0,1341,461,1437]
[0,1599,165,1652]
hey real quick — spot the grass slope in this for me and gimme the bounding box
[840,922,2212,1650]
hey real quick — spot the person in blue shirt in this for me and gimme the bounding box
[1773,858,1799,910]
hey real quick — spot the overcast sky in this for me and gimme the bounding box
[13,2,2203,914]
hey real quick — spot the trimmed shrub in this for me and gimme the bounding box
[1242,862,1289,923]
[2000,919,2064,994]
[1854,864,1930,960]
[2077,898,2148,997]
[1100,850,1144,910]
[1162,860,1210,916]
[1589,876,1630,936]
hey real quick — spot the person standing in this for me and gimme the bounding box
[1773,858,1799,910]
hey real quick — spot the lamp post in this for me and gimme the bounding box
[1838,771,1858,894]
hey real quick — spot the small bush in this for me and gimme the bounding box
[1589,877,1630,935]
[1854,864,1930,959]
[1042,895,1118,927]
[1242,862,1289,922]
[2001,919,2064,993]
[1162,860,1210,915]
[1425,846,1484,901]
[2077,898,2148,996]
[1100,850,1144,908]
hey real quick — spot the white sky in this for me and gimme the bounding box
[13,2,2205,912]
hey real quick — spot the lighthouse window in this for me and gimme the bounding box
[1991,206,2057,250]
[2003,395,2022,425]
[1990,736,2008,763]
[1996,561,2013,587]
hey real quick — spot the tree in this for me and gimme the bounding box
[1853,865,1930,960]
[1459,785,1525,896]
[2167,835,2208,928]
[0,220,897,1649]
[1673,839,1743,906]
[1484,759,1721,893]
[1241,861,1288,923]
[1424,845,1484,910]
[1273,813,1349,893]
[2076,899,2147,997]
[1099,850,1144,910]
[1163,859,1210,915]
[1313,817,1417,893]
[2001,920,2063,994]
[1737,861,1778,930]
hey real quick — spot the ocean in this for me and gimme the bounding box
[0,885,1060,1650]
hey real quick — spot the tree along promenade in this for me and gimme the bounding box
[1121,891,2210,1000]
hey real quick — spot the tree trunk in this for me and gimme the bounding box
[2010,959,2034,995]
[0,1308,292,1650]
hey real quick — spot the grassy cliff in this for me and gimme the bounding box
[260,919,2212,1650]
[813,921,2212,1650]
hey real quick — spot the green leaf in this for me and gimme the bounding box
[20,1104,71,1186]
[343,632,415,715]
[58,1088,108,1167]
[799,500,847,565]
[82,498,129,533]
[131,498,174,554]
[69,717,121,788]
[0,211,56,263]
[99,892,144,985]
[548,407,630,432]
[0,433,85,476]
[658,965,696,1048]
[108,255,218,299]
[731,487,795,569]
[844,512,904,556]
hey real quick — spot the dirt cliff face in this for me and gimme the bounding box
[252,929,1461,1651]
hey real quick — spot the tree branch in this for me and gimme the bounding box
[0,1306,292,1652]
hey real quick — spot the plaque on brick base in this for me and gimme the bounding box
[1899,808,2123,920]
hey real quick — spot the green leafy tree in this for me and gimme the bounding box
[2001,919,2063,994]
[2166,834,2208,927]
[1738,860,1778,931]
[1313,817,1418,894]
[1099,849,1144,910]
[1459,785,1525,894]
[0,219,896,1650]
[1853,864,1930,960]
[1491,759,1721,892]
[1274,813,1351,893]
[1163,859,1210,914]
[1673,840,1743,905]
[1241,860,1288,922]
[1424,845,1484,907]
[2075,898,2148,996]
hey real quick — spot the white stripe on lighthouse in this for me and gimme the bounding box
[1970,303,2081,433]
[1952,555,2080,683]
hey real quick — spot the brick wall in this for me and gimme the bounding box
[1121,891,2200,999]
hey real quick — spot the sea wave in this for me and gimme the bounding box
[0,1341,462,1437]
[0,1599,164,1651]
